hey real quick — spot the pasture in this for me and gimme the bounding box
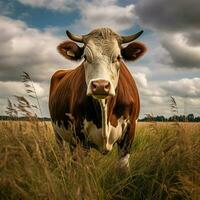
[0,120,199,200]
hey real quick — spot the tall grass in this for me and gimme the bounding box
[0,121,199,200]
[1,73,200,199]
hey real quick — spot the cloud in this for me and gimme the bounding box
[134,72,168,99]
[187,98,200,110]
[162,77,200,98]
[0,15,82,116]
[134,72,147,88]
[161,33,200,68]
[135,0,200,32]
[16,0,138,32]
[0,80,49,116]
[17,0,76,11]
[72,0,137,32]
[0,81,44,98]
[0,16,70,82]
[0,15,72,116]
[184,31,200,47]
[134,71,200,116]
[133,72,168,115]
[134,0,200,69]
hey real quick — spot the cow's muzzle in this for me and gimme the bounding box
[91,80,111,99]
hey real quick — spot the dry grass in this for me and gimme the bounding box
[0,120,199,200]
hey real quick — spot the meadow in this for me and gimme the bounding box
[0,120,199,200]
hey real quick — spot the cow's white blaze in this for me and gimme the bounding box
[83,118,128,153]
[53,113,129,154]
[83,100,129,153]
[84,39,120,96]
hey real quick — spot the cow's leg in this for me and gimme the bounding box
[117,133,131,172]
[117,121,136,172]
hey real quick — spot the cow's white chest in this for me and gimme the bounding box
[52,117,129,152]
[83,118,128,152]
[84,116,130,152]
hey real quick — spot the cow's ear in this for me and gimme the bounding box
[121,42,147,61]
[57,41,84,61]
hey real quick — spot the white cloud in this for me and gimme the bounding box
[163,77,200,98]
[133,70,200,117]
[133,72,168,116]
[72,0,137,32]
[0,15,70,116]
[0,81,49,116]
[0,81,44,97]
[0,82,25,97]
[149,96,163,104]
[17,0,76,11]
[0,16,70,82]
[134,72,147,88]
[17,0,138,33]
[188,98,200,106]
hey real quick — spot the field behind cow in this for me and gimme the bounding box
[0,120,199,200]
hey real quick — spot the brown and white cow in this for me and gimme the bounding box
[49,28,146,170]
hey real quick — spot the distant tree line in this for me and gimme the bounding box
[139,114,200,122]
[0,115,51,121]
[0,114,200,122]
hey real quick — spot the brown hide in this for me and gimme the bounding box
[49,61,140,144]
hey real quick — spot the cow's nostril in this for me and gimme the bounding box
[104,82,110,91]
[91,81,98,90]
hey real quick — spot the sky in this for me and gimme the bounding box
[0,0,200,118]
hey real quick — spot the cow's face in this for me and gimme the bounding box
[83,38,121,98]
[57,28,146,99]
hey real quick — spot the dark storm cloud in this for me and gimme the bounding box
[184,31,200,47]
[135,0,200,32]
[160,31,200,68]
[135,0,200,69]
[162,38,200,69]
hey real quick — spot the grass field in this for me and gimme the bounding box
[0,120,199,200]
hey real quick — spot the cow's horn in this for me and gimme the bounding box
[121,30,144,43]
[66,30,84,43]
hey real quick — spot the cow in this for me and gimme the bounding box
[49,28,146,170]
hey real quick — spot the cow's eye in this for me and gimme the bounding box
[84,55,92,63]
[112,55,121,63]
[117,55,121,60]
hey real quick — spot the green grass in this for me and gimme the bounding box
[0,121,199,200]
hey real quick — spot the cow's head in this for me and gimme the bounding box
[57,28,146,99]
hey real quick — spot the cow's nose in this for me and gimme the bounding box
[91,80,110,96]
